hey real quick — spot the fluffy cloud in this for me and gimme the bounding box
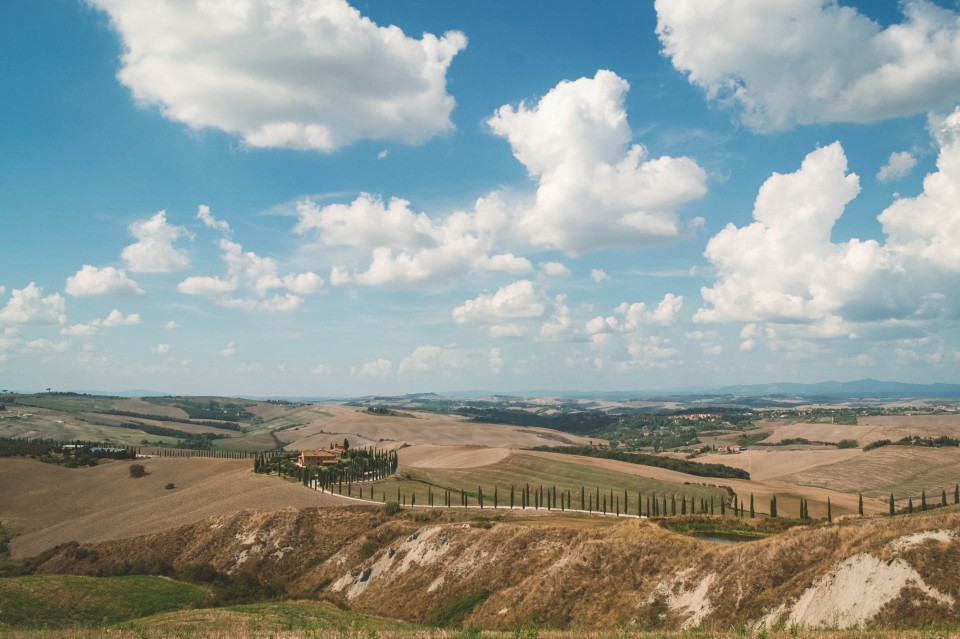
[698,111,960,335]
[65,265,143,297]
[590,269,609,283]
[178,235,323,312]
[0,283,66,325]
[295,194,528,286]
[292,71,705,288]
[877,151,918,183]
[102,309,140,327]
[878,110,960,273]
[586,294,684,335]
[151,343,170,355]
[88,0,466,152]
[121,212,191,273]
[452,280,548,337]
[539,261,571,277]
[219,342,237,357]
[358,358,391,377]
[21,338,72,354]
[196,205,231,234]
[488,70,707,254]
[398,345,476,376]
[656,0,960,131]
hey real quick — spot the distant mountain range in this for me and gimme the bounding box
[46,379,960,401]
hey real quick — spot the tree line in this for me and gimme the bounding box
[530,445,751,479]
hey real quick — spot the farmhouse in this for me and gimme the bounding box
[716,444,742,454]
[297,448,343,467]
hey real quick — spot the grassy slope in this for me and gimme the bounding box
[364,453,728,511]
[0,574,205,628]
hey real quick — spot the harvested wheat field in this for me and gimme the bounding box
[0,457,350,559]
[280,407,595,451]
[398,444,512,469]
[525,450,885,518]
[778,446,960,501]
[760,413,960,445]
[695,448,863,481]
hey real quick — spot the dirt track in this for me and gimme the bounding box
[0,457,350,558]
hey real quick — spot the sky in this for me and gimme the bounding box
[2,0,960,397]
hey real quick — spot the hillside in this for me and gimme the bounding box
[31,504,960,631]
[0,457,351,558]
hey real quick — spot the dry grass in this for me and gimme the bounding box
[778,447,960,501]
[1,629,959,639]
[0,457,352,558]
[363,452,727,512]
[278,407,598,452]
[761,414,960,445]
[14,503,960,633]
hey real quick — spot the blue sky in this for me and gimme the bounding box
[2,0,960,396]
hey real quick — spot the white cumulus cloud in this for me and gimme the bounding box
[452,280,549,337]
[698,111,960,340]
[488,70,707,254]
[65,265,143,297]
[121,211,191,273]
[0,283,66,325]
[177,235,323,312]
[196,204,231,234]
[88,0,466,152]
[102,309,141,327]
[295,194,526,286]
[656,0,960,131]
[877,151,918,183]
[219,342,237,357]
[358,358,391,377]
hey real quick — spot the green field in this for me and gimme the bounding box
[361,453,728,513]
[0,574,206,628]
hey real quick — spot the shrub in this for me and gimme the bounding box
[836,439,859,449]
[164,482,175,490]
[428,589,491,627]
[129,464,147,478]
[383,500,401,516]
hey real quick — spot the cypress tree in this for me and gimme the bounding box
[589,494,593,513]
[749,494,755,518]
[624,489,629,515]
[955,483,959,505]
[616,495,620,516]
[646,495,651,517]
[662,495,668,517]
[478,486,483,509]
[908,498,913,514]
[858,493,864,516]
[510,485,515,509]
[581,486,586,510]
[670,495,676,516]
[681,495,687,515]
[770,495,777,518]
[889,493,895,516]
[827,497,832,522]
[720,497,725,516]
[494,485,498,509]
[941,489,947,508]
[921,490,927,511]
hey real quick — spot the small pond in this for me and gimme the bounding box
[690,531,760,544]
